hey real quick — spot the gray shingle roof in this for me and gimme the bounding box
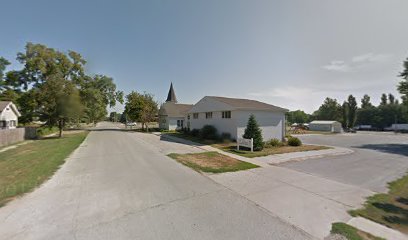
[0,101,11,112]
[159,102,193,117]
[207,96,288,112]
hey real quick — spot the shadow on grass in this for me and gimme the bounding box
[397,197,408,205]
[372,202,408,226]
[353,144,408,157]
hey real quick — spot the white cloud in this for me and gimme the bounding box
[352,53,392,63]
[322,53,392,72]
[322,60,351,72]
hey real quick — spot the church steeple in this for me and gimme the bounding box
[166,82,177,103]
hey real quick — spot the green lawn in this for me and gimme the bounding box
[331,222,385,240]
[0,132,88,207]
[167,151,258,173]
[36,126,59,137]
[349,173,408,234]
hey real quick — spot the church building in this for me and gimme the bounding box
[158,83,193,130]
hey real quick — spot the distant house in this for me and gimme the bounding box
[0,101,21,129]
[158,83,193,130]
[188,96,288,141]
[309,120,342,133]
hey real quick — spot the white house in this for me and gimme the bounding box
[0,101,21,129]
[309,120,342,133]
[158,83,193,130]
[187,96,288,141]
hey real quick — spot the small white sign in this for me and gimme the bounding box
[237,137,253,152]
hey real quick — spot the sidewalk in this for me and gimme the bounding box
[348,217,408,240]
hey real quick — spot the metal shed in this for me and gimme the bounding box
[309,120,342,133]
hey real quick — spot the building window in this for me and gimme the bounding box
[222,111,231,119]
[193,113,199,119]
[177,120,184,127]
[187,114,190,120]
[205,112,212,119]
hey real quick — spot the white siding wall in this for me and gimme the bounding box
[159,115,186,131]
[309,123,342,133]
[188,97,286,141]
[189,110,285,141]
[189,111,238,138]
[309,124,332,132]
[236,110,285,141]
[168,117,185,131]
[0,105,19,129]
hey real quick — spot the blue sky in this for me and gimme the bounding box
[1,0,408,113]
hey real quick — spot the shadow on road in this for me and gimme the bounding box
[159,134,206,147]
[354,144,408,157]
[88,128,135,132]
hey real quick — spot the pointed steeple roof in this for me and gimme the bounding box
[166,82,177,103]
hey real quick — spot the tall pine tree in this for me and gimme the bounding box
[243,114,264,151]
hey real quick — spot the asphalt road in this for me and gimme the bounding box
[0,122,311,240]
[283,132,408,192]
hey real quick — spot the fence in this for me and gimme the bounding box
[0,127,37,148]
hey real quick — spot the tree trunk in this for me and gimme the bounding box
[58,119,63,138]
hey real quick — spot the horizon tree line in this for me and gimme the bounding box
[287,57,408,129]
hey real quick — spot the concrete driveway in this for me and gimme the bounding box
[284,132,408,192]
[0,122,311,240]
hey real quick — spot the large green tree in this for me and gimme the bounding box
[2,42,122,135]
[341,101,349,128]
[347,95,357,128]
[36,75,83,137]
[380,93,388,106]
[124,91,158,131]
[11,43,87,135]
[398,57,408,102]
[360,94,372,109]
[312,97,342,122]
[356,94,379,127]
[0,57,10,91]
[286,110,310,124]
[80,75,123,125]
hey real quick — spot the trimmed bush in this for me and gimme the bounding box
[190,128,200,137]
[268,138,282,147]
[243,115,263,151]
[200,125,218,140]
[288,137,302,146]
